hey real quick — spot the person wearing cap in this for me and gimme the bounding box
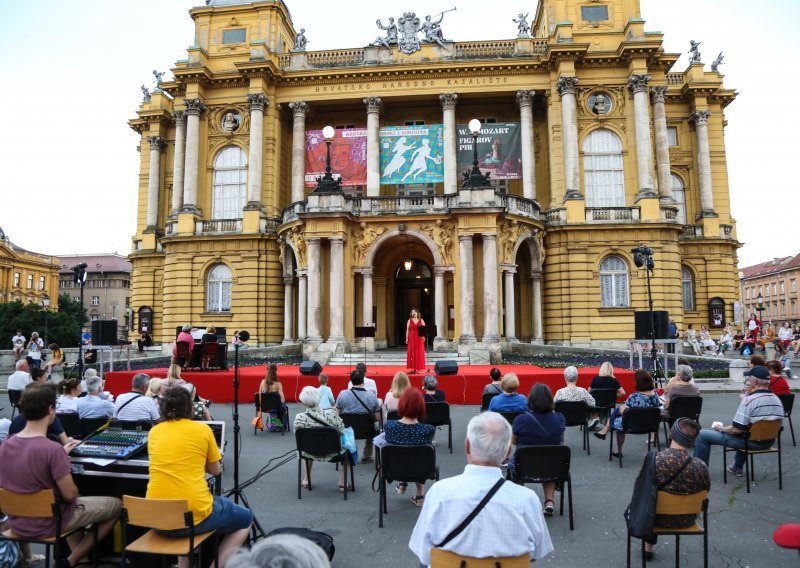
[693,365,784,477]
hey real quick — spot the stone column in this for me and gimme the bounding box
[690,110,715,215]
[531,270,543,342]
[556,77,581,198]
[289,101,308,204]
[362,267,374,326]
[329,237,345,341]
[246,94,269,207]
[504,267,517,342]
[364,97,382,197]
[482,233,500,343]
[458,234,475,343]
[282,276,294,344]
[171,111,187,215]
[182,98,206,211]
[516,90,537,201]
[306,238,322,341]
[627,74,656,198]
[296,269,307,341]
[145,136,164,229]
[650,86,673,201]
[434,267,447,341]
[439,93,458,194]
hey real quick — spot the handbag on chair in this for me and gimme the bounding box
[252,393,264,431]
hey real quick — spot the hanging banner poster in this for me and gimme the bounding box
[379,125,444,184]
[304,128,367,187]
[456,122,522,180]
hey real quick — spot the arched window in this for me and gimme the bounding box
[207,264,232,312]
[583,129,625,208]
[212,147,247,219]
[682,267,695,311]
[671,174,686,224]
[600,255,629,308]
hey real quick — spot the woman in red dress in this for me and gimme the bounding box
[406,309,426,373]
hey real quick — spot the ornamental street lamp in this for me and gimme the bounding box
[312,125,342,193]
[41,294,50,346]
[461,118,492,188]
[756,292,766,330]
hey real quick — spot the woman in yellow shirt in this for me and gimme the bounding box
[147,388,251,568]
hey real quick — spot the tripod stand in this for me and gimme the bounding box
[632,245,666,388]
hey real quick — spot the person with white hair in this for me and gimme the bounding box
[294,386,349,491]
[409,412,553,566]
[76,375,114,419]
[7,359,31,391]
[554,366,597,428]
[226,533,331,568]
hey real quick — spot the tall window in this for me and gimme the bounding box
[13,273,20,287]
[212,147,247,219]
[792,280,797,293]
[600,255,629,307]
[583,129,625,208]
[207,264,232,313]
[682,267,695,311]
[91,296,100,306]
[780,281,785,294]
[39,276,45,290]
[671,174,686,224]
[27,275,32,289]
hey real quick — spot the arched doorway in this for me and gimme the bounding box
[394,259,433,347]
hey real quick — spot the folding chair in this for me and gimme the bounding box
[778,394,795,446]
[377,444,439,527]
[723,419,782,493]
[57,413,82,439]
[555,400,591,455]
[481,391,501,412]
[423,402,452,453]
[588,388,618,425]
[295,427,354,500]
[254,392,290,435]
[662,395,703,445]
[508,445,574,530]
[611,407,661,468]
[8,390,22,420]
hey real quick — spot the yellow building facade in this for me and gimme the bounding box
[129,0,740,359]
[0,227,60,308]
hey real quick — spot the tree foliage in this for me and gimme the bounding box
[0,294,87,348]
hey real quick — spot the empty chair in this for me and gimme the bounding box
[423,402,452,453]
[723,419,782,494]
[507,445,574,530]
[377,445,439,527]
[555,401,591,455]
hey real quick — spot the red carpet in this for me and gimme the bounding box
[104,365,634,405]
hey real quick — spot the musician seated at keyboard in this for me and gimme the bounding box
[0,383,121,568]
[76,376,114,420]
[148,387,252,568]
[114,373,160,423]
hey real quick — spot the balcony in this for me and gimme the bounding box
[352,194,455,215]
[196,219,242,234]
[681,224,704,239]
[585,207,640,222]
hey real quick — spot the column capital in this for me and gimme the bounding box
[690,110,711,125]
[146,136,164,151]
[289,101,308,117]
[247,93,269,112]
[183,98,206,116]
[516,90,535,108]
[439,93,458,111]
[296,268,308,277]
[530,270,542,281]
[363,96,382,114]
[434,266,448,276]
[361,267,374,277]
[556,76,579,98]
[283,276,294,286]
[481,232,497,240]
[173,110,187,126]
[650,86,668,104]
[502,265,517,274]
[458,233,473,242]
[306,236,321,243]
[329,236,345,244]
[627,74,651,95]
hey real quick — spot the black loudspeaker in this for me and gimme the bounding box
[634,311,670,340]
[299,361,323,376]
[434,360,459,376]
[92,320,119,345]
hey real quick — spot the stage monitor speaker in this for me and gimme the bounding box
[634,311,670,340]
[92,320,119,345]
[299,361,323,376]
[434,360,459,376]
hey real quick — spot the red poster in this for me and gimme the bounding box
[304,128,367,187]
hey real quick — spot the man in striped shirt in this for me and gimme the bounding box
[693,365,784,476]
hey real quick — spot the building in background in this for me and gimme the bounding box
[128,0,741,360]
[740,254,800,328]
[0,226,60,308]
[58,254,132,334]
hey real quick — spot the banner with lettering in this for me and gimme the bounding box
[456,122,522,180]
[379,125,444,185]
[304,128,367,187]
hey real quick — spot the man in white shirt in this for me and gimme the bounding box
[409,412,553,566]
[11,330,25,361]
[114,373,160,423]
[76,376,115,419]
[347,363,378,396]
[7,360,31,391]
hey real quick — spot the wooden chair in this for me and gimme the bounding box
[778,394,795,446]
[423,402,453,453]
[120,495,217,568]
[0,488,97,568]
[723,419,782,493]
[627,490,709,568]
[8,389,22,420]
[555,400,591,455]
[429,548,529,567]
[377,444,439,528]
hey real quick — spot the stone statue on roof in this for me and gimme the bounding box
[294,28,308,51]
[373,17,398,49]
[152,70,165,86]
[513,13,530,37]
[398,12,421,54]
[141,85,151,102]
[689,40,702,63]
[421,13,447,49]
[711,51,724,73]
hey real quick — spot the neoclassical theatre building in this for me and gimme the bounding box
[129,0,740,359]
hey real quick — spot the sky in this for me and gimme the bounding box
[0,0,796,268]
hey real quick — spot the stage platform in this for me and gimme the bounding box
[104,364,634,405]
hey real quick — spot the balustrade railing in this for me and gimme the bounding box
[585,207,640,222]
[198,219,241,233]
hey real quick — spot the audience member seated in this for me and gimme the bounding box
[7,360,31,391]
[348,363,379,397]
[165,363,187,391]
[511,384,566,516]
[294,386,349,491]
[732,329,745,351]
[114,373,160,423]
[662,365,700,418]
[335,371,381,464]
[775,323,793,359]
[384,388,435,506]
[791,325,800,358]
[184,383,213,421]
[137,332,153,354]
[146,377,163,401]
[554,365,597,429]
[422,375,446,403]
[148,387,252,568]
[488,373,527,412]
[226,533,331,568]
[717,327,734,354]
[409,412,553,566]
[482,367,503,396]
[589,362,626,398]
[694,365,784,476]
[258,364,287,424]
[383,371,410,414]
[699,325,716,353]
[0,383,121,568]
[757,323,775,350]
[76,376,114,420]
[739,354,766,400]
[43,343,65,376]
[683,324,702,356]
[56,378,82,414]
[594,370,660,457]
[765,361,791,396]
[81,368,100,394]
[739,330,758,356]
[316,374,335,410]
[10,384,74,446]
[201,326,219,344]
[172,324,195,362]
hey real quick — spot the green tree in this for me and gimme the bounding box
[0,294,86,349]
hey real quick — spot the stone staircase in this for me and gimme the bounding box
[328,348,468,368]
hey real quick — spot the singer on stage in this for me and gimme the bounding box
[406,308,426,374]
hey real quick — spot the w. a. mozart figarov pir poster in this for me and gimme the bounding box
[456,122,522,180]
